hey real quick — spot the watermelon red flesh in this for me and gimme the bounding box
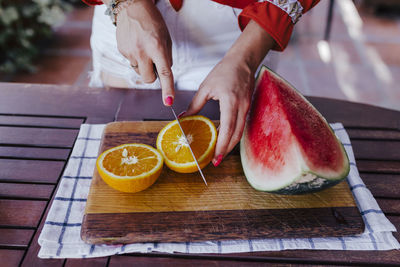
[242,68,304,191]
[240,66,349,193]
[245,72,294,173]
[270,70,347,178]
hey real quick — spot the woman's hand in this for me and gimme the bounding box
[115,0,175,105]
[184,55,254,166]
[184,20,276,166]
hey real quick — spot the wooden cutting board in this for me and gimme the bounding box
[81,121,364,245]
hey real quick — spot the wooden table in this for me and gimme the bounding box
[1,83,399,266]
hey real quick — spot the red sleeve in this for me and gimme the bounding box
[238,0,320,51]
[82,0,103,5]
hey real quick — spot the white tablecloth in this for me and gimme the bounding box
[38,123,400,258]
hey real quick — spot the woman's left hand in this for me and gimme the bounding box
[183,20,276,166]
[184,55,254,166]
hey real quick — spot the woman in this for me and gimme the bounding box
[84,0,319,166]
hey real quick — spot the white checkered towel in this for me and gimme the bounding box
[38,123,400,258]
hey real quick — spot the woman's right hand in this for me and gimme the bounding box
[115,0,175,106]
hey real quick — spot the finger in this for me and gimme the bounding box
[153,56,174,106]
[226,105,248,154]
[184,89,209,117]
[138,57,156,83]
[212,98,237,167]
[226,92,252,154]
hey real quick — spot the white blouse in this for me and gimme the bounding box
[89,0,277,90]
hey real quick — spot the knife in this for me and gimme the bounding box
[170,106,208,186]
[153,64,208,186]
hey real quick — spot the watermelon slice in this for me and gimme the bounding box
[240,66,350,194]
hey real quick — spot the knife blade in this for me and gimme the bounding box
[152,64,208,185]
[170,106,208,186]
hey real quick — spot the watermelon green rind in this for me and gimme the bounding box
[240,65,350,194]
[272,177,343,195]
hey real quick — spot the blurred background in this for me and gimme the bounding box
[0,0,399,111]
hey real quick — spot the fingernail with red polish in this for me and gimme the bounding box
[178,111,186,119]
[213,154,223,167]
[165,96,173,106]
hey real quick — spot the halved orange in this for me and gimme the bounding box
[156,115,217,173]
[96,143,163,193]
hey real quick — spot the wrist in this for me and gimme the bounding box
[226,20,275,73]
[223,52,254,79]
[106,0,153,25]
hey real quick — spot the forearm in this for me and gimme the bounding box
[225,20,276,74]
